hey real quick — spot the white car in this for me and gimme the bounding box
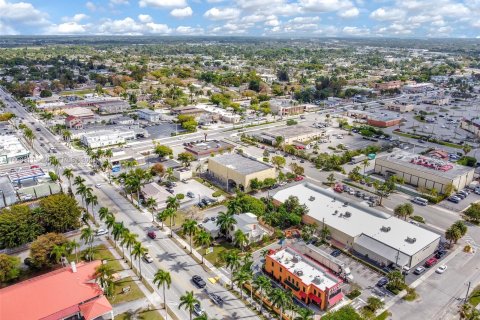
[143,253,153,263]
[436,265,447,274]
[95,229,108,236]
[95,184,102,188]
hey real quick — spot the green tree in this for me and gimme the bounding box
[0,254,21,283]
[132,242,147,279]
[223,250,241,288]
[80,226,95,259]
[154,269,172,320]
[463,144,473,155]
[465,203,480,223]
[177,152,195,167]
[233,229,249,252]
[39,194,82,233]
[29,233,68,269]
[154,144,173,159]
[327,173,336,185]
[322,306,362,320]
[253,275,271,312]
[216,211,237,237]
[387,270,405,291]
[195,230,212,264]
[233,270,250,299]
[295,308,315,320]
[179,291,200,320]
[62,168,74,192]
[182,219,199,254]
[145,197,158,222]
[269,288,289,320]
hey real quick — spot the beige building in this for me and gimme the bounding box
[374,150,474,193]
[274,183,440,268]
[251,125,325,145]
[386,102,414,113]
[207,153,276,192]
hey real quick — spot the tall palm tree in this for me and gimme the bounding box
[224,250,241,288]
[87,193,98,222]
[166,196,180,211]
[80,227,94,260]
[48,156,61,176]
[253,275,271,312]
[182,219,199,254]
[216,211,237,238]
[98,207,112,222]
[179,291,200,320]
[105,215,116,234]
[153,269,172,320]
[73,176,85,187]
[294,307,315,320]
[269,288,289,320]
[145,197,158,222]
[233,270,250,299]
[195,230,212,264]
[122,231,138,268]
[362,158,370,175]
[164,207,177,237]
[62,168,74,192]
[233,229,249,252]
[94,263,114,288]
[157,208,173,229]
[112,222,125,249]
[67,239,80,263]
[132,242,147,279]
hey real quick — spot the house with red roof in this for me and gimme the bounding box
[0,260,113,320]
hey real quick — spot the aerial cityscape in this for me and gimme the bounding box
[1,1,480,320]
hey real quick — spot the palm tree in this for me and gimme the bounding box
[48,156,61,176]
[87,193,98,222]
[73,176,85,187]
[132,242,147,279]
[224,250,241,288]
[105,215,116,234]
[67,239,80,263]
[179,291,200,320]
[269,288,289,320]
[63,168,74,192]
[362,158,370,175]
[153,269,172,320]
[195,230,212,264]
[112,222,125,249]
[98,207,112,222]
[122,231,137,268]
[62,129,72,144]
[165,208,177,237]
[76,184,92,209]
[145,197,158,222]
[80,227,94,260]
[216,211,237,238]
[233,270,250,299]
[166,196,180,211]
[295,307,315,320]
[94,263,114,288]
[253,275,271,312]
[23,127,35,147]
[182,219,199,254]
[233,229,249,252]
[50,244,68,266]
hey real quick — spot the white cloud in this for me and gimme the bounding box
[139,0,187,8]
[288,16,320,23]
[170,7,193,18]
[110,0,129,4]
[342,26,369,35]
[265,17,280,27]
[97,17,171,35]
[204,7,240,20]
[0,20,16,35]
[370,8,405,21]
[86,1,97,11]
[0,0,49,26]
[138,14,153,23]
[62,13,89,23]
[299,0,354,12]
[47,22,87,34]
[338,7,359,18]
[176,25,204,34]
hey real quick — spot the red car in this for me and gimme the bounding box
[294,176,304,181]
[425,257,438,267]
[147,231,156,239]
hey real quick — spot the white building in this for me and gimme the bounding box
[80,129,136,149]
[137,109,161,122]
[0,135,30,164]
[274,183,441,268]
[202,212,270,242]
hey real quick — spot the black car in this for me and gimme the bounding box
[435,250,447,259]
[166,188,175,194]
[376,277,389,287]
[197,202,205,208]
[331,249,341,257]
[209,292,223,305]
[192,275,206,288]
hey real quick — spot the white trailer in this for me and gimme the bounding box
[298,244,353,282]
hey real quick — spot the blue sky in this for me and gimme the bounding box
[0,0,479,37]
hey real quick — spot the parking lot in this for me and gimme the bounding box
[145,122,185,139]
[439,190,480,212]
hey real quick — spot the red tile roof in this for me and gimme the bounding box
[79,295,113,320]
[0,260,112,320]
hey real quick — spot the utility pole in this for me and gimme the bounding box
[465,281,471,304]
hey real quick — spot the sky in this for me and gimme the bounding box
[0,0,479,38]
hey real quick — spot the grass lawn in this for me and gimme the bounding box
[469,285,480,307]
[59,89,94,96]
[68,244,124,272]
[115,309,163,320]
[111,276,145,305]
[199,241,237,267]
[375,311,391,320]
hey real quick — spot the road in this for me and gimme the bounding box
[0,87,259,320]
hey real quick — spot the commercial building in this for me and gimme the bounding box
[0,176,17,208]
[95,99,131,114]
[173,106,206,117]
[207,153,276,192]
[0,135,30,164]
[0,261,113,320]
[64,107,95,120]
[460,118,480,138]
[251,125,325,146]
[403,83,434,93]
[265,246,344,310]
[386,102,414,113]
[184,140,235,159]
[373,81,403,91]
[346,110,402,127]
[270,99,304,116]
[374,150,474,193]
[273,183,441,268]
[137,108,161,122]
[81,129,137,148]
[203,212,270,242]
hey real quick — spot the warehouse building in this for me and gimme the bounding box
[137,108,161,122]
[265,246,344,310]
[184,140,234,159]
[273,183,441,268]
[80,128,149,149]
[374,150,474,193]
[207,153,276,192]
[0,135,30,164]
[251,125,325,145]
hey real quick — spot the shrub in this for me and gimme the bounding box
[411,215,425,223]
[176,193,185,200]
[346,289,361,299]
[212,191,222,198]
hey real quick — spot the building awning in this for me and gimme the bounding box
[79,296,112,320]
[299,291,307,299]
[328,292,344,306]
[308,293,322,304]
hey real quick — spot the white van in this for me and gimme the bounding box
[412,197,428,206]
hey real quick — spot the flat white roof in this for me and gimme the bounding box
[273,183,440,257]
[270,247,340,290]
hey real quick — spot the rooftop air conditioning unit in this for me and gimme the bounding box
[406,237,417,243]
[309,196,315,201]
[296,270,303,276]
[344,211,351,218]
[292,255,300,263]
[381,226,391,232]
[343,202,348,207]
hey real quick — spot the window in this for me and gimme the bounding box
[280,267,282,272]
[271,262,274,267]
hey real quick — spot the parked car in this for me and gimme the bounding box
[376,277,389,287]
[193,303,205,316]
[413,266,426,275]
[425,257,438,267]
[436,265,447,274]
[192,275,206,288]
[294,176,304,181]
[355,191,362,197]
[209,292,223,305]
[331,249,341,257]
[95,184,102,188]
[435,250,447,259]
[447,196,460,203]
[147,231,156,239]
[455,193,466,200]
[166,188,175,194]
[95,229,108,236]
[187,191,195,198]
[143,253,153,263]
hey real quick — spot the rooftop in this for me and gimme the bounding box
[185,140,234,155]
[376,150,474,179]
[259,125,320,140]
[269,246,340,290]
[273,183,440,257]
[0,261,111,320]
[138,108,160,115]
[209,153,274,175]
[64,107,94,118]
